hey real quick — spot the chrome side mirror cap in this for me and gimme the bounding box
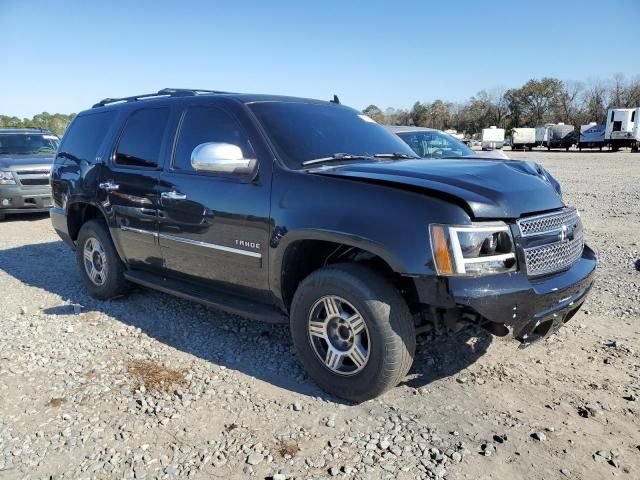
[191,142,256,174]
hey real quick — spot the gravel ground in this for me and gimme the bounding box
[0,150,639,480]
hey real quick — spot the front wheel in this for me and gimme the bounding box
[76,219,130,300]
[290,264,415,402]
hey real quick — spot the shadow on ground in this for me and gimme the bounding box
[0,240,491,403]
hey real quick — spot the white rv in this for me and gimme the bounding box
[547,123,576,151]
[535,124,554,147]
[577,123,606,151]
[511,127,536,151]
[481,126,505,150]
[605,108,639,151]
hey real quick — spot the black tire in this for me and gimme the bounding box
[290,263,415,402]
[76,219,130,300]
[0,211,5,221]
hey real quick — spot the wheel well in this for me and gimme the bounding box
[67,203,105,241]
[280,239,418,312]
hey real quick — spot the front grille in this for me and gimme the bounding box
[523,230,584,276]
[517,208,579,236]
[19,178,49,186]
[517,207,584,276]
[16,169,50,175]
[15,169,50,187]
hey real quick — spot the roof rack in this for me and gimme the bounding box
[92,88,231,108]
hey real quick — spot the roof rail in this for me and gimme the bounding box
[92,88,232,108]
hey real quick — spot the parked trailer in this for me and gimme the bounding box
[535,124,554,147]
[578,123,606,151]
[511,127,536,151]
[481,126,505,150]
[605,108,639,152]
[547,123,576,151]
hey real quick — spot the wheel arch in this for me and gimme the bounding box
[66,201,109,242]
[271,229,416,313]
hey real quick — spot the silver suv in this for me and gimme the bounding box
[0,128,59,221]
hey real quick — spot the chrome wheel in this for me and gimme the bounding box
[83,237,108,286]
[307,295,370,376]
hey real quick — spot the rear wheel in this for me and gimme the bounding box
[290,264,415,402]
[76,219,130,299]
[0,211,5,221]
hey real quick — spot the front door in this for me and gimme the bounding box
[158,104,271,298]
[99,106,171,270]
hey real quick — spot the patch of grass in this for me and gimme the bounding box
[46,397,66,407]
[128,360,187,393]
[277,439,301,458]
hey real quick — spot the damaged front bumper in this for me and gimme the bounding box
[413,244,597,343]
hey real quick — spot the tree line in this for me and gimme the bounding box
[1,74,639,139]
[363,74,640,137]
[0,112,76,136]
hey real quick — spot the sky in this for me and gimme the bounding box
[1,0,639,118]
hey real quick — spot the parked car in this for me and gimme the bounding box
[50,89,596,401]
[0,128,59,221]
[387,126,512,160]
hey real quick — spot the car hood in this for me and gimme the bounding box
[310,158,564,219]
[0,154,54,171]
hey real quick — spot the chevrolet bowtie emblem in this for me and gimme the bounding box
[559,224,575,243]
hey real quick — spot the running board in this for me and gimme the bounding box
[123,270,288,324]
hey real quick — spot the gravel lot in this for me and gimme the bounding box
[1,150,639,480]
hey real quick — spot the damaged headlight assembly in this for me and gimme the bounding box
[430,222,517,276]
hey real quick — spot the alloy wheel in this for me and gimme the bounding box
[307,295,370,376]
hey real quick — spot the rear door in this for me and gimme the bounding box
[99,106,172,270]
[157,102,272,298]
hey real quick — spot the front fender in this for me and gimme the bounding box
[268,167,471,303]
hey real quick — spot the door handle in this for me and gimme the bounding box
[161,191,187,201]
[98,181,119,192]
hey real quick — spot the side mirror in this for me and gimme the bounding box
[191,142,256,174]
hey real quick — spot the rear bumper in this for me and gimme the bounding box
[50,207,74,248]
[0,185,52,213]
[414,244,597,343]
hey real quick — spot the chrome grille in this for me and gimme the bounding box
[517,208,579,237]
[518,207,584,276]
[523,231,584,276]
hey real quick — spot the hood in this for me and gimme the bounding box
[0,154,54,171]
[310,158,564,219]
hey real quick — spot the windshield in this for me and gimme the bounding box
[0,133,60,155]
[248,102,417,169]
[397,131,474,159]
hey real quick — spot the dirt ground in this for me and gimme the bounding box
[0,149,638,479]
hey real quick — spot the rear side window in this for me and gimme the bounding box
[57,111,116,163]
[173,106,255,172]
[115,108,169,168]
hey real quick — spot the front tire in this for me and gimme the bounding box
[290,264,415,402]
[76,219,130,300]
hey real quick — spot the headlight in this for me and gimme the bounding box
[0,171,16,185]
[430,222,517,276]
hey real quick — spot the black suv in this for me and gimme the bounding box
[51,89,596,401]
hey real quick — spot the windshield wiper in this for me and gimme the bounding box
[372,152,420,160]
[301,153,374,166]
